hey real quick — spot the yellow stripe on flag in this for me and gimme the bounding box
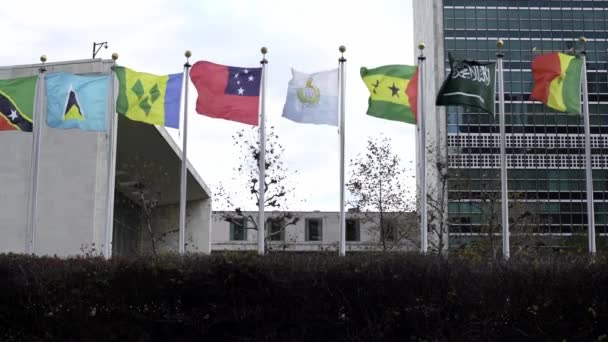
[123,69,169,125]
[362,75,411,107]
[546,53,574,112]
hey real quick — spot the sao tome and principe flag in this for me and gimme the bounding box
[282,68,339,127]
[190,61,262,126]
[0,75,37,132]
[530,52,583,114]
[46,72,110,131]
[360,65,418,124]
[115,66,183,128]
[436,53,496,115]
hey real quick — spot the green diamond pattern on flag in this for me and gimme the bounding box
[436,53,496,114]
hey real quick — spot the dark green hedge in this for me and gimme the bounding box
[0,253,607,341]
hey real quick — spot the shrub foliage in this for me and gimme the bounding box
[0,253,607,341]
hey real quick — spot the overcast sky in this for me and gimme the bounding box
[2,0,416,211]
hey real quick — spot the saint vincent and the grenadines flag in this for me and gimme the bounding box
[115,66,183,128]
[0,76,37,132]
[46,73,110,131]
[360,65,418,124]
[530,52,583,114]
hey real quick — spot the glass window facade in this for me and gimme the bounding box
[443,0,608,248]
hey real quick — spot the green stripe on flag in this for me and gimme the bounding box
[562,57,583,114]
[367,100,416,124]
[360,65,417,79]
[114,66,128,115]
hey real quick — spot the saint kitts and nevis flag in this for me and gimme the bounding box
[530,52,583,114]
[114,66,183,128]
[360,65,418,124]
[0,76,37,132]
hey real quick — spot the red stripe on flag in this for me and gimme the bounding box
[0,115,18,131]
[530,52,562,104]
[190,61,259,126]
[405,68,419,123]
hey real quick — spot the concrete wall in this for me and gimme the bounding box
[413,0,449,252]
[212,211,418,252]
[0,59,114,256]
[1,59,213,257]
[141,198,212,254]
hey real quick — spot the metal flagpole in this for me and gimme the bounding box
[338,46,347,256]
[258,47,268,255]
[496,39,510,259]
[580,36,596,254]
[26,55,47,254]
[104,53,120,259]
[179,51,192,255]
[418,43,428,253]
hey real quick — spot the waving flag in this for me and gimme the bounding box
[115,66,183,128]
[530,52,582,114]
[46,72,110,131]
[0,76,37,132]
[436,53,496,115]
[360,65,418,124]
[190,61,261,125]
[282,68,339,126]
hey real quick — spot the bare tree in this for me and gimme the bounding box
[116,159,180,256]
[426,159,450,255]
[448,169,550,259]
[347,136,417,251]
[215,126,300,251]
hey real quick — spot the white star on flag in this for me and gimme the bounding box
[237,80,240,85]
[244,69,249,74]
[8,108,18,121]
[237,87,245,95]
[248,75,254,82]
[234,73,239,78]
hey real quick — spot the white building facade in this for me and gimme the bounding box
[212,211,418,252]
[0,59,212,257]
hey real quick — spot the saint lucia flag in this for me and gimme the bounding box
[282,68,339,127]
[46,72,110,131]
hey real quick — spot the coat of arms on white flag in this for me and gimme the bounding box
[281,68,339,126]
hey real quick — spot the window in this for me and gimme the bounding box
[266,219,284,241]
[346,219,360,242]
[382,220,397,241]
[305,218,323,241]
[230,218,246,241]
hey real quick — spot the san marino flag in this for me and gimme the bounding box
[282,68,339,127]
[46,72,110,131]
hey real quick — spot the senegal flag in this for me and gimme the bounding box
[360,65,418,124]
[530,52,582,114]
[0,75,37,132]
[115,66,183,128]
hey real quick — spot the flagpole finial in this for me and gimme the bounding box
[496,39,504,58]
[111,53,119,61]
[184,50,192,68]
[339,45,346,62]
[39,55,47,73]
[418,42,425,60]
[260,47,268,65]
[579,36,587,56]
